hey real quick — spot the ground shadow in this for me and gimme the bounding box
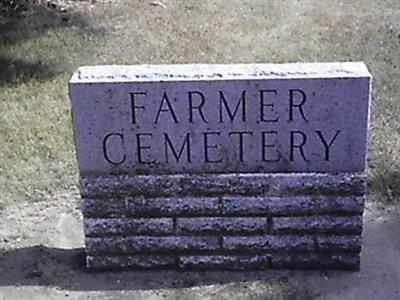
[368,168,400,202]
[0,1,99,86]
[0,245,305,292]
[2,207,399,295]
[0,57,60,85]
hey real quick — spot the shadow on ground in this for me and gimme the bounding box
[0,205,399,299]
[0,57,60,85]
[368,168,400,202]
[0,2,97,86]
[0,245,302,291]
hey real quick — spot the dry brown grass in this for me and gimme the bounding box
[1,0,399,206]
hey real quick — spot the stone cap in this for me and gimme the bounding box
[70,62,371,84]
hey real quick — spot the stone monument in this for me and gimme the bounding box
[69,62,371,270]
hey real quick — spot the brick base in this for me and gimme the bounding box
[80,173,365,270]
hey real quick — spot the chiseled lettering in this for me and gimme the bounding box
[203,132,223,163]
[219,90,246,123]
[289,89,309,122]
[261,131,281,162]
[164,132,192,163]
[315,130,341,161]
[290,131,309,162]
[136,133,155,163]
[259,90,279,122]
[154,91,179,124]
[188,91,208,123]
[129,91,146,124]
[102,132,126,165]
[229,131,253,162]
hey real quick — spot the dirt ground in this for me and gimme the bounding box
[0,190,399,300]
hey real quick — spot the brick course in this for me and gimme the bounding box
[81,173,365,270]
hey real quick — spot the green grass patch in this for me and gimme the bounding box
[0,0,399,206]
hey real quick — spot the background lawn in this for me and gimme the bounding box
[0,0,399,206]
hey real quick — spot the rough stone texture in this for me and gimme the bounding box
[86,236,220,255]
[86,252,360,270]
[222,235,361,253]
[127,197,220,216]
[176,217,268,235]
[70,63,369,83]
[79,172,366,270]
[86,255,175,270]
[271,253,360,270]
[223,195,364,216]
[84,218,174,237]
[82,196,220,217]
[82,194,364,218]
[80,173,366,197]
[81,197,126,217]
[315,235,362,252]
[272,215,363,234]
[178,255,270,270]
[223,235,315,252]
[70,63,371,175]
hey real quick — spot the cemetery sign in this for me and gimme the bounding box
[70,62,371,270]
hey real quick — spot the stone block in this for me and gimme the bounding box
[272,215,362,234]
[81,197,127,217]
[267,196,364,216]
[315,235,362,252]
[80,173,366,198]
[84,218,173,237]
[178,255,270,270]
[223,235,315,252]
[176,217,268,234]
[86,236,220,255]
[271,253,360,269]
[222,195,364,216]
[70,63,371,175]
[82,196,220,217]
[86,255,175,270]
[127,197,220,216]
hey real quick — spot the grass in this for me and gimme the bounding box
[0,0,399,206]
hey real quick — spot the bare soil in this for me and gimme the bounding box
[0,190,399,300]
